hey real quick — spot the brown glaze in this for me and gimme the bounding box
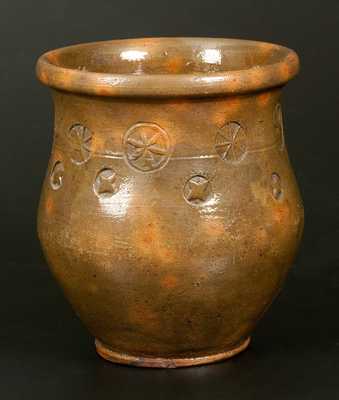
[36,38,304,368]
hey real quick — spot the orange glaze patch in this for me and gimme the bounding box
[253,227,270,254]
[161,274,178,289]
[128,304,160,331]
[134,221,176,265]
[95,85,117,96]
[202,218,225,238]
[257,42,275,61]
[273,203,291,225]
[277,61,292,82]
[38,68,48,84]
[256,91,271,107]
[45,195,54,215]
[212,98,242,126]
[164,55,185,74]
[46,52,58,64]
[59,69,75,88]
[247,67,265,90]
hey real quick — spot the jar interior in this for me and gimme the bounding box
[48,38,285,75]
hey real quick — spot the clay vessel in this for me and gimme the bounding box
[36,38,304,368]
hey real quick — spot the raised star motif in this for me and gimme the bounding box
[94,168,119,198]
[183,175,211,206]
[215,121,247,162]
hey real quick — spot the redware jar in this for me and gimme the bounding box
[36,37,304,368]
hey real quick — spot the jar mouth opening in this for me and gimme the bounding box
[36,37,299,98]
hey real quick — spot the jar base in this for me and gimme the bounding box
[95,337,251,368]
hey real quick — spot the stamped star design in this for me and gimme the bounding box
[128,131,167,163]
[68,124,92,164]
[124,123,171,172]
[94,168,119,198]
[215,121,247,162]
[184,175,211,205]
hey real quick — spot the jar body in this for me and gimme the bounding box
[38,88,304,366]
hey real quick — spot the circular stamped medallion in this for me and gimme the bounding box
[273,103,285,150]
[68,123,92,164]
[93,168,120,198]
[183,175,212,206]
[215,121,247,162]
[50,161,64,190]
[123,122,172,172]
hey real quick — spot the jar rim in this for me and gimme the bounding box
[36,37,299,98]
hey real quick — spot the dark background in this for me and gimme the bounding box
[1,0,338,398]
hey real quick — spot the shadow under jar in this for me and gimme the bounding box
[36,37,304,368]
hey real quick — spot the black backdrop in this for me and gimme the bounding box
[1,0,338,399]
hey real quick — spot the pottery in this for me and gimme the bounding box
[36,38,304,368]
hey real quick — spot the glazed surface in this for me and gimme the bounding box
[36,37,299,97]
[38,89,304,360]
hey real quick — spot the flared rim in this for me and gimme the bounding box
[36,37,299,98]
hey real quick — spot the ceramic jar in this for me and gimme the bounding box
[36,38,304,367]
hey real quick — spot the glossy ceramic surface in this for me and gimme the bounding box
[37,38,304,367]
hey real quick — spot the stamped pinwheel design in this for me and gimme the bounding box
[215,121,247,162]
[68,123,92,164]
